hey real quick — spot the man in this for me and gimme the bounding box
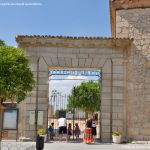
[58,116,67,142]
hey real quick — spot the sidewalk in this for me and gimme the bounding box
[44,142,150,150]
[1,141,150,150]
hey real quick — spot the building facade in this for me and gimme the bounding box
[15,0,150,142]
[110,0,150,141]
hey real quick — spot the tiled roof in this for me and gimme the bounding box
[16,35,133,49]
[16,35,133,40]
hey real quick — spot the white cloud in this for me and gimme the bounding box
[65,75,88,80]
[49,79,83,96]
[49,75,98,96]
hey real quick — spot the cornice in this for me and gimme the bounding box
[16,35,133,49]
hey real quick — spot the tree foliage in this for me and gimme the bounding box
[0,46,35,103]
[67,81,100,113]
[55,109,66,118]
[0,39,6,46]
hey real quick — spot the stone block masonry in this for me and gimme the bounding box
[116,7,150,141]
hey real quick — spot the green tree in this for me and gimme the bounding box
[0,46,35,102]
[0,39,6,46]
[0,44,35,148]
[67,81,101,113]
[55,109,66,118]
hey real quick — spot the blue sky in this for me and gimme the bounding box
[0,0,110,46]
[49,74,100,110]
[49,74,100,96]
[0,0,110,96]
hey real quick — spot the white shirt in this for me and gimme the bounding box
[58,117,67,127]
[92,122,96,128]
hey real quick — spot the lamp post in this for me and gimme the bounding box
[56,92,60,115]
[51,90,58,122]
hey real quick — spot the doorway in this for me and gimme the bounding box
[48,68,101,141]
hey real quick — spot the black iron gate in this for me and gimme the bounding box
[48,69,101,141]
[48,90,100,141]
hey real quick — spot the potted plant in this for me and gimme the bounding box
[37,129,47,142]
[112,131,121,144]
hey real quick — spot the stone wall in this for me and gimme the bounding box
[116,8,150,140]
[100,48,128,142]
[20,49,49,140]
[16,36,132,142]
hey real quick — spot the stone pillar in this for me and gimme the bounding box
[100,57,126,142]
[101,59,112,142]
[23,57,49,139]
[112,59,126,140]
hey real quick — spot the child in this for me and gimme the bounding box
[74,123,80,140]
[67,123,72,142]
[48,122,54,140]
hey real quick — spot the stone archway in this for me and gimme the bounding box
[16,35,132,142]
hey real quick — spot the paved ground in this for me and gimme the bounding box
[44,142,150,150]
[1,141,150,150]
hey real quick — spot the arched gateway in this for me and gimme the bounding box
[16,35,132,142]
[15,0,150,142]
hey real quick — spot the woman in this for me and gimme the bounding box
[92,119,97,143]
[83,118,93,144]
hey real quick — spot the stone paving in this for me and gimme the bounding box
[44,142,150,150]
[1,141,36,150]
[1,141,150,150]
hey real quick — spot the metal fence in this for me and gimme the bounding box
[48,91,100,141]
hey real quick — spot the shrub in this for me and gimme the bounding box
[37,129,46,135]
[112,131,120,136]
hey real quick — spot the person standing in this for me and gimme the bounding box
[86,118,92,128]
[74,123,80,140]
[67,123,72,142]
[83,118,93,144]
[58,116,67,142]
[48,123,54,140]
[92,119,97,143]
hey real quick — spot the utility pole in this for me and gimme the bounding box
[72,87,75,140]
